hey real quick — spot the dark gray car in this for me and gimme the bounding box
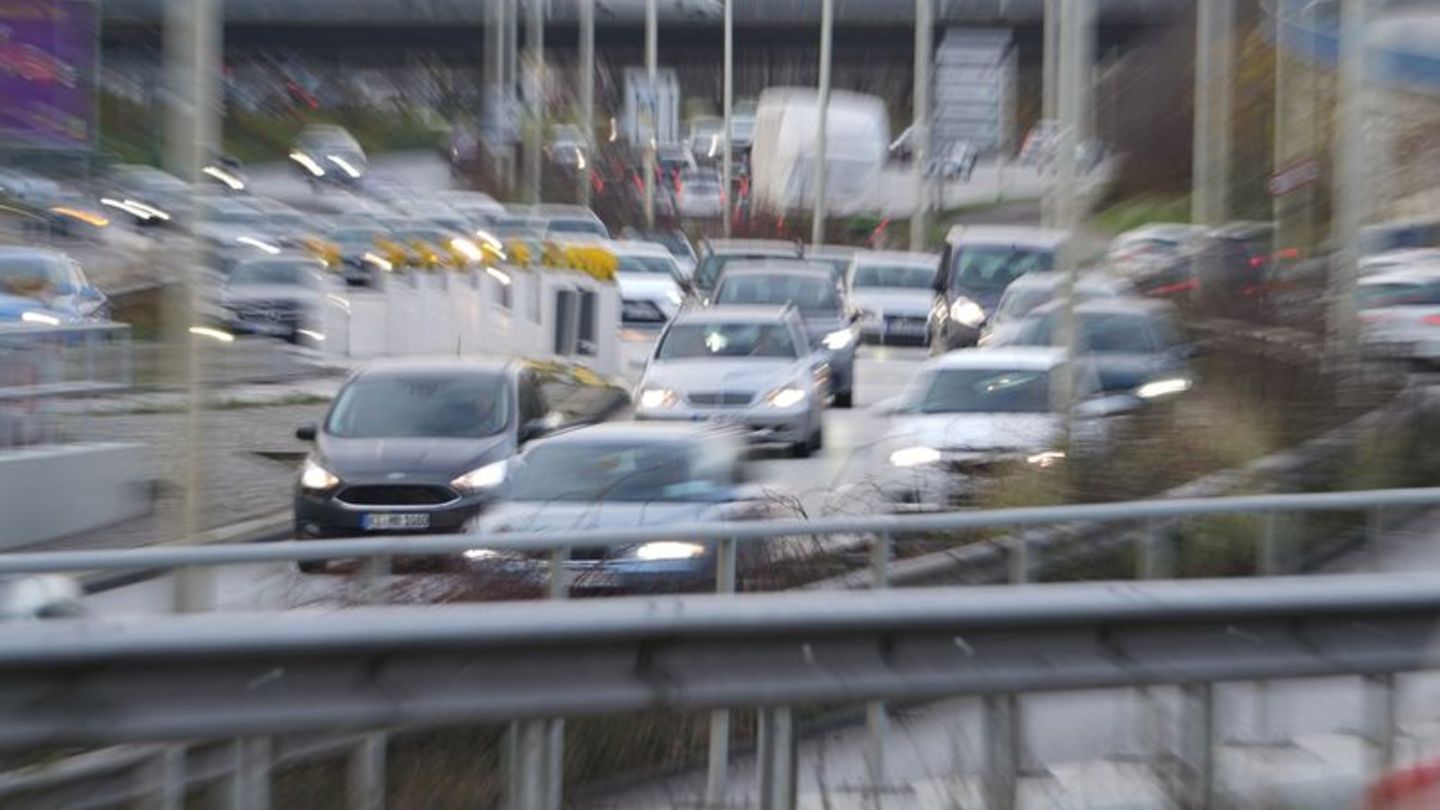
[293,359,554,571]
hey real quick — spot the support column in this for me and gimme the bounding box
[524,0,545,204]
[811,0,834,246]
[909,0,933,250]
[1328,0,1373,370]
[579,0,595,207]
[644,0,658,228]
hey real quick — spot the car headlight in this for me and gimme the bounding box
[299,458,340,491]
[822,328,856,350]
[949,297,986,328]
[1026,450,1066,468]
[1136,377,1192,399]
[451,459,508,493]
[639,388,679,409]
[764,387,807,409]
[889,446,941,468]
[634,541,706,561]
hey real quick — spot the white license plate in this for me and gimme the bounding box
[362,513,430,531]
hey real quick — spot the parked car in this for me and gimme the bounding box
[991,297,1195,397]
[218,255,327,340]
[691,238,805,300]
[847,251,940,345]
[870,347,1116,510]
[436,190,507,225]
[710,265,858,407]
[293,359,556,567]
[467,423,774,594]
[322,225,394,287]
[1357,267,1440,365]
[612,240,687,326]
[0,247,108,322]
[978,272,1134,347]
[930,226,1067,352]
[655,143,697,187]
[291,125,368,187]
[676,169,725,219]
[634,304,827,456]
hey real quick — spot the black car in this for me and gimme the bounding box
[293,359,554,571]
[930,226,1067,353]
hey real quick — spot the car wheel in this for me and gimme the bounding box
[834,389,853,409]
[811,425,825,452]
[297,559,329,574]
[791,431,816,459]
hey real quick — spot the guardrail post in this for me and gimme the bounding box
[511,720,547,810]
[1138,519,1174,580]
[1008,536,1031,585]
[1367,673,1397,777]
[1177,683,1215,810]
[1366,507,1384,570]
[358,554,391,604]
[705,538,738,808]
[545,547,569,810]
[864,531,892,801]
[756,707,796,810]
[153,744,185,810]
[229,737,272,810]
[347,731,386,810]
[1257,511,1281,576]
[983,694,1019,810]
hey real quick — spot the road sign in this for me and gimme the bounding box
[1268,159,1321,197]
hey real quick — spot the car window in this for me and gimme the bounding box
[0,255,72,294]
[326,373,511,439]
[517,372,546,424]
[506,441,723,502]
[657,322,799,359]
[948,245,1053,291]
[907,368,1052,414]
[852,264,933,289]
[714,275,839,314]
[617,255,679,276]
[1359,282,1440,308]
[1081,313,1161,353]
[229,261,323,286]
[694,251,794,291]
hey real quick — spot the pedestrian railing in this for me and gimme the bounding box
[0,321,132,448]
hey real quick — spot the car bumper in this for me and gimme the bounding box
[294,491,488,539]
[636,406,811,444]
[860,316,930,345]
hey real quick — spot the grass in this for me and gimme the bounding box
[1091,193,1193,235]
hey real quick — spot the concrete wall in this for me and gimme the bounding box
[0,444,150,550]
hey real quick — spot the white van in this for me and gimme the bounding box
[749,88,888,216]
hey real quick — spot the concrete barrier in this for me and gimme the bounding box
[0,443,150,549]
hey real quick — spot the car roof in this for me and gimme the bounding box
[702,238,802,256]
[1005,271,1125,292]
[672,304,793,324]
[528,203,600,219]
[807,244,860,257]
[718,265,834,283]
[1362,248,1440,265]
[852,250,939,268]
[944,225,1070,249]
[610,240,675,258]
[928,346,1068,371]
[1029,296,1177,317]
[532,421,729,446]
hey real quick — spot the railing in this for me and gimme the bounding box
[0,321,132,448]
[1,487,1438,809]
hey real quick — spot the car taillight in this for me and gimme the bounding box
[1249,256,1266,268]
[1276,247,1300,260]
[1423,314,1440,326]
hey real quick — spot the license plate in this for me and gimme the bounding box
[362,513,430,531]
[887,321,926,335]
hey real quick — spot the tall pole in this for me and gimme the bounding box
[525,0,545,204]
[811,0,834,247]
[909,0,933,250]
[486,0,506,186]
[1193,0,1235,227]
[1041,0,1061,228]
[505,0,520,192]
[1055,0,1085,427]
[1329,0,1372,369]
[579,0,595,207]
[644,0,658,229]
[722,0,734,237]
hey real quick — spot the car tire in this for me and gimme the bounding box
[297,559,328,574]
[834,389,853,409]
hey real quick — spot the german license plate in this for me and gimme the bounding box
[362,513,430,531]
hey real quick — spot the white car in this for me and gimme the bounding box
[846,251,939,345]
[676,170,725,219]
[1107,223,1206,279]
[612,240,687,325]
[870,347,1120,510]
[1360,250,1440,278]
[1358,267,1440,363]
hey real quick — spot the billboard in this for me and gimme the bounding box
[0,0,96,150]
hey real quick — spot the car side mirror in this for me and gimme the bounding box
[295,424,317,441]
[1073,395,1142,419]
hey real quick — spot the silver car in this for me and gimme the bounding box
[1358,267,1440,363]
[634,305,827,457]
[846,251,940,345]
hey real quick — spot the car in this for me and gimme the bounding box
[0,247,109,322]
[930,226,1068,353]
[978,272,1134,347]
[291,125,368,187]
[293,359,556,567]
[193,196,284,273]
[1106,223,1206,280]
[655,143,697,186]
[686,117,725,164]
[381,224,477,270]
[201,155,248,194]
[612,240,688,326]
[805,245,861,285]
[846,251,940,345]
[436,190,507,225]
[1136,221,1287,308]
[709,265,858,407]
[1360,249,1440,278]
[691,238,805,300]
[634,304,827,457]
[929,141,979,181]
[103,165,188,226]
[990,297,1196,397]
[321,225,394,286]
[467,423,774,594]
[676,169,725,219]
[869,347,1115,511]
[619,227,697,278]
[218,254,327,340]
[1357,267,1440,364]
[546,124,589,170]
[524,204,610,239]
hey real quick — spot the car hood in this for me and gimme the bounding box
[643,358,805,394]
[475,501,716,535]
[222,284,322,304]
[849,288,932,317]
[881,412,1062,454]
[1090,353,1186,392]
[318,434,511,479]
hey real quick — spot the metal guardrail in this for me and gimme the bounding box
[3,573,1438,809]
[1,487,1438,810]
[0,322,133,448]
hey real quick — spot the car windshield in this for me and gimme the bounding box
[714,274,839,315]
[617,254,678,275]
[229,261,321,286]
[1014,312,1169,353]
[506,441,722,502]
[0,255,76,294]
[948,245,1054,291]
[651,233,694,258]
[326,373,510,439]
[657,322,798,359]
[694,252,796,290]
[852,264,934,289]
[909,368,1052,414]
[809,256,851,282]
[1360,282,1440,308]
[993,284,1055,323]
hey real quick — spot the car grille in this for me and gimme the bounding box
[884,315,928,331]
[621,299,667,323]
[231,300,306,323]
[688,391,754,407]
[336,485,458,507]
